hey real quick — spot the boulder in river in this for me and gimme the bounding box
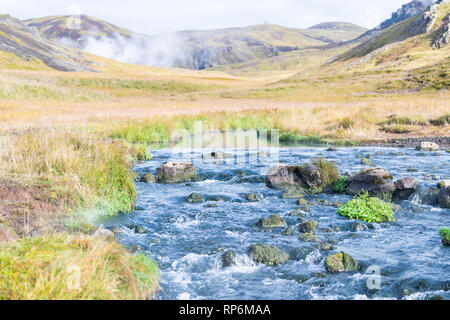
[140,172,156,183]
[298,220,318,234]
[249,244,289,265]
[409,187,440,206]
[221,250,237,268]
[243,193,259,202]
[325,252,360,273]
[394,177,419,201]
[438,187,450,209]
[265,164,321,192]
[257,214,287,228]
[289,246,321,263]
[416,142,440,152]
[156,162,200,184]
[347,168,395,201]
[187,193,205,203]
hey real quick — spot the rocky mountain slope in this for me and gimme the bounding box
[25,15,366,70]
[337,0,449,60]
[0,14,99,71]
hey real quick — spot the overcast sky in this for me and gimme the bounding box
[2,0,423,34]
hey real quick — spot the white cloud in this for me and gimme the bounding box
[1,0,424,33]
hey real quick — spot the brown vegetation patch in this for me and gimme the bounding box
[0,180,61,239]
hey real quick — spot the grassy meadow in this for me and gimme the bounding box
[0,31,449,299]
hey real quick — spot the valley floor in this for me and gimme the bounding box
[0,55,448,299]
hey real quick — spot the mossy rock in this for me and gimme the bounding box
[187,193,205,203]
[256,214,287,228]
[299,220,318,234]
[140,172,156,183]
[249,244,289,265]
[299,233,321,243]
[296,198,308,205]
[325,252,360,273]
[243,193,259,202]
[156,162,200,184]
[221,250,237,267]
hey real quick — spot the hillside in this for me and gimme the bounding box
[25,15,366,70]
[338,0,449,61]
[0,14,99,71]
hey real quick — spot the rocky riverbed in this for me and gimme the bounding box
[106,146,449,300]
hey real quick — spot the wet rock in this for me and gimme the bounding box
[327,147,338,152]
[249,244,289,265]
[350,221,369,232]
[325,252,360,273]
[256,214,287,228]
[265,164,321,191]
[347,168,395,201]
[299,233,321,243]
[93,225,115,241]
[297,203,311,212]
[206,195,231,202]
[332,201,345,208]
[407,168,419,172]
[243,193,259,202]
[127,224,147,234]
[394,177,419,201]
[361,157,375,166]
[409,187,440,206]
[311,199,331,206]
[204,203,218,208]
[320,227,334,233]
[187,193,205,203]
[156,162,200,184]
[140,172,156,183]
[299,220,318,234]
[202,151,226,160]
[316,242,335,251]
[282,228,295,236]
[296,198,308,206]
[438,187,450,209]
[290,246,321,263]
[236,175,266,184]
[288,208,306,217]
[221,250,237,268]
[416,142,440,152]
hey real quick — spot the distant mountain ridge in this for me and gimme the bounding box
[23,15,367,70]
[0,14,98,71]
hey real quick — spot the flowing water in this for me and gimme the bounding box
[107,147,450,300]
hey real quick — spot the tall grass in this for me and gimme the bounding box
[1,129,137,221]
[0,234,158,300]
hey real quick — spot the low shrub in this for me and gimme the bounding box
[333,177,349,193]
[337,192,394,223]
